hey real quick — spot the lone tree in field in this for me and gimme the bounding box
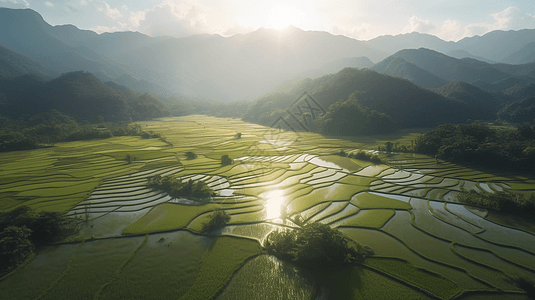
[221,155,233,166]
[185,151,197,160]
[202,209,231,232]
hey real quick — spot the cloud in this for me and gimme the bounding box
[129,11,145,27]
[464,6,535,37]
[97,1,122,20]
[404,15,436,34]
[44,1,54,7]
[0,0,29,9]
[135,1,210,37]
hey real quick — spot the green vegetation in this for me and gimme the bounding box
[264,222,371,269]
[202,209,231,232]
[345,150,382,164]
[221,154,233,166]
[457,190,535,218]
[148,175,214,200]
[185,151,197,160]
[415,121,535,173]
[313,92,396,136]
[0,225,34,277]
[0,206,78,275]
[0,71,169,124]
[351,193,412,210]
[0,109,166,152]
[180,237,262,300]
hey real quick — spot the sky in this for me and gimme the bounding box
[2,0,535,41]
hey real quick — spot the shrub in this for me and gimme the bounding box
[0,226,34,276]
[221,154,233,166]
[348,150,382,164]
[148,175,214,200]
[185,151,197,160]
[457,190,535,218]
[264,222,371,269]
[202,209,231,232]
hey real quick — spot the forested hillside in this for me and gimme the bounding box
[0,71,169,123]
[243,67,471,132]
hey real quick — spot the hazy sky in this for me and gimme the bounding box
[2,0,535,41]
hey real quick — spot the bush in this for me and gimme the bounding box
[221,155,233,166]
[148,175,214,200]
[202,209,231,232]
[348,150,382,164]
[185,151,197,160]
[264,222,371,269]
[0,226,34,276]
[457,190,535,218]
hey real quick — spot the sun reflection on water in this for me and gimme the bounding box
[261,190,286,220]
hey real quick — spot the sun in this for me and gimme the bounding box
[265,4,305,30]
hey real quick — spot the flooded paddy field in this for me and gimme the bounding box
[1,116,534,299]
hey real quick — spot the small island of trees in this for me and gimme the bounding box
[148,175,214,200]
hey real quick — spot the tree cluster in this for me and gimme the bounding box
[414,121,535,173]
[264,222,371,269]
[457,190,535,218]
[0,206,78,276]
[148,175,214,200]
[202,209,231,233]
[0,110,161,152]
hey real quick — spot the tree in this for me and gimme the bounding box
[221,154,233,166]
[185,151,197,160]
[0,226,34,275]
[202,209,231,232]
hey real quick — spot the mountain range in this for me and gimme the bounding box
[2,8,535,102]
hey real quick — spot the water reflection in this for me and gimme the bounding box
[261,190,286,219]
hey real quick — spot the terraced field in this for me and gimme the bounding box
[1,115,535,299]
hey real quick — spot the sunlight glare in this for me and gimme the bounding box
[262,190,286,219]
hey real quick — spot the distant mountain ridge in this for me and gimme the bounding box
[2,7,535,102]
[373,48,535,91]
[0,45,58,79]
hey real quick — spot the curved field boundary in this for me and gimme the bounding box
[93,235,149,300]
[34,242,84,300]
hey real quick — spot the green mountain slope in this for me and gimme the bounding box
[0,71,169,122]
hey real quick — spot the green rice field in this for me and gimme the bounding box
[1,115,535,299]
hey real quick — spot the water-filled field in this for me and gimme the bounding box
[1,115,534,299]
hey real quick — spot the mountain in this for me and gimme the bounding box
[372,56,448,88]
[243,68,471,129]
[112,74,169,95]
[433,81,502,120]
[0,71,169,122]
[365,32,456,56]
[455,29,535,63]
[503,42,535,65]
[446,50,496,64]
[0,8,133,81]
[0,45,58,79]
[497,96,535,123]
[364,29,535,64]
[384,48,535,91]
[298,57,375,78]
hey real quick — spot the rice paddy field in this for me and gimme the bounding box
[1,115,535,299]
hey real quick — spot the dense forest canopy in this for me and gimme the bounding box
[414,121,535,173]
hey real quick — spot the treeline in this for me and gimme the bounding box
[415,121,535,173]
[0,206,78,276]
[0,110,163,152]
